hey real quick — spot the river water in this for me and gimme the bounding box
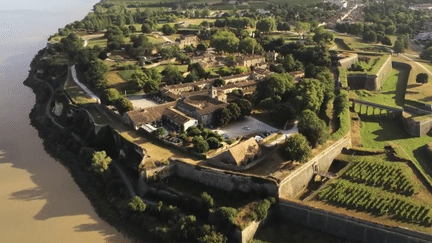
[0,1,130,242]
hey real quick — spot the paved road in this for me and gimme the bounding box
[71,65,100,103]
[400,54,432,77]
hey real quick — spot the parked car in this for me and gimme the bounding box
[243,126,250,130]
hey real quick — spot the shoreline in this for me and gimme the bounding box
[22,55,153,243]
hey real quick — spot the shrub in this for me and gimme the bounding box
[254,199,271,220]
[103,88,121,104]
[201,192,214,209]
[193,136,209,153]
[216,207,238,225]
[416,73,429,84]
[207,137,221,149]
[128,196,147,212]
[283,134,311,163]
[187,126,201,137]
[154,127,166,137]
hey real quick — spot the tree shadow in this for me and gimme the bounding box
[74,223,129,243]
[359,116,410,142]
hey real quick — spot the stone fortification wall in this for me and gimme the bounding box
[157,160,279,196]
[338,53,358,69]
[347,55,392,90]
[402,115,432,137]
[276,200,432,243]
[278,136,351,199]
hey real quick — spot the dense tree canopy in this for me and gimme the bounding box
[255,73,294,103]
[297,109,329,147]
[210,30,239,54]
[256,18,276,32]
[293,79,324,113]
[283,133,311,163]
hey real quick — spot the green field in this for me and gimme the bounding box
[353,66,409,108]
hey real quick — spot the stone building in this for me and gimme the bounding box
[176,35,199,49]
[236,55,266,67]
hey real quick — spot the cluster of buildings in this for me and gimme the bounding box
[123,67,270,133]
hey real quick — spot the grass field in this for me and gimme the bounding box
[392,55,432,104]
[352,66,409,108]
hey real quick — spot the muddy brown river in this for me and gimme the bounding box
[0,1,130,242]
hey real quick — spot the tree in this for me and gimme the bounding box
[256,18,276,32]
[381,36,392,46]
[154,127,166,137]
[210,30,239,53]
[385,25,396,35]
[215,207,238,226]
[91,151,112,173]
[213,78,225,87]
[161,24,177,35]
[256,73,294,103]
[363,30,377,43]
[115,97,134,113]
[187,126,201,136]
[259,97,275,111]
[238,37,263,55]
[283,134,311,163]
[294,22,310,38]
[193,136,209,153]
[128,196,147,212]
[184,71,199,83]
[201,192,214,209]
[294,79,324,113]
[416,73,428,84]
[297,110,329,147]
[162,64,183,84]
[237,99,252,117]
[207,137,221,149]
[281,54,303,72]
[227,103,241,120]
[313,29,334,44]
[393,40,405,54]
[420,46,432,61]
[103,88,121,104]
[277,22,291,31]
[198,225,227,243]
[217,108,232,126]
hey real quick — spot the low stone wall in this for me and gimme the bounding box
[347,55,392,91]
[276,200,432,243]
[278,136,351,199]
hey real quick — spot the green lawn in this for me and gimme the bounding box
[359,115,432,184]
[354,66,409,108]
[118,70,138,81]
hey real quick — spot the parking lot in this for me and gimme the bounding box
[212,116,297,141]
[128,95,159,109]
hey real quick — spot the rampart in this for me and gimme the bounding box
[347,55,392,90]
[402,114,432,137]
[278,136,351,199]
[276,200,432,243]
[151,160,279,197]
